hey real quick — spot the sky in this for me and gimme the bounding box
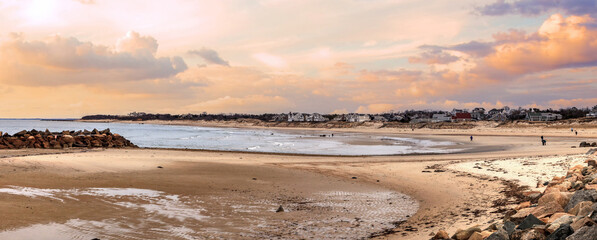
[0,0,597,117]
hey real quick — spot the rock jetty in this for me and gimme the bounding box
[0,129,137,149]
[431,151,597,240]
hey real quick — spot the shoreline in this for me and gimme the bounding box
[77,118,597,138]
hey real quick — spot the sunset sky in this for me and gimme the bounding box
[1,0,597,117]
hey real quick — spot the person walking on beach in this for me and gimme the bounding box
[542,139,547,146]
[571,128,574,132]
[575,131,578,136]
[470,135,473,141]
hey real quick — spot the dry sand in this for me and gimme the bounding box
[1,122,596,239]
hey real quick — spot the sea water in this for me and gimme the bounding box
[0,119,460,156]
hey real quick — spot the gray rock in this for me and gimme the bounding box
[517,214,545,230]
[546,223,573,240]
[565,190,597,212]
[504,221,517,235]
[276,205,284,212]
[486,229,509,240]
[565,225,597,240]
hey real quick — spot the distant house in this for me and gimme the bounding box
[451,108,467,115]
[541,113,562,121]
[372,115,388,122]
[332,115,346,121]
[306,113,328,122]
[346,113,371,122]
[526,112,562,121]
[432,113,452,122]
[271,114,287,122]
[287,112,305,122]
[451,112,472,122]
[471,108,485,120]
[587,111,597,118]
[488,112,508,121]
[288,112,328,122]
[526,112,542,121]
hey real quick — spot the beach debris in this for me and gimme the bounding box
[157,166,163,169]
[252,178,257,180]
[276,205,284,212]
[352,176,357,179]
[0,129,136,150]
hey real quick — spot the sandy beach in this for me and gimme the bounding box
[1,122,596,239]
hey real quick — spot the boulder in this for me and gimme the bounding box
[517,214,545,230]
[568,201,594,215]
[570,217,595,231]
[431,229,449,239]
[504,221,517,235]
[546,223,574,240]
[451,226,481,240]
[486,229,509,240]
[539,192,569,208]
[547,213,573,224]
[511,208,534,221]
[565,190,597,212]
[513,229,546,240]
[90,140,102,147]
[577,203,595,217]
[565,225,597,240]
[530,202,565,219]
[468,232,484,240]
[546,215,575,233]
[62,135,75,144]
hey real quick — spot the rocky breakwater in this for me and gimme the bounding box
[431,151,597,240]
[0,129,137,149]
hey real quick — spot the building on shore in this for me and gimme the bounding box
[432,113,452,122]
[471,108,485,120]
[525,112,562,121]
[346,113,371,122]
[451,112,472,122]
[287,112,328,122]
[372,115,388,122]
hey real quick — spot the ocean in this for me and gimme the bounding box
[0,119,459,155]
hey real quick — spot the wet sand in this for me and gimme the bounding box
[0,126,596,239]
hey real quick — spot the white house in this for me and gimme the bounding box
[346,113,370,122]
[587,111,597,118]
[432,113,452,122]
[287,112,305,122]
[306,113,328,122]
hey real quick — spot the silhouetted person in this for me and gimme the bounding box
[542,139,546,146]
[541,136,544,141]
[470,136,473,141]
[575,131,578,136]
